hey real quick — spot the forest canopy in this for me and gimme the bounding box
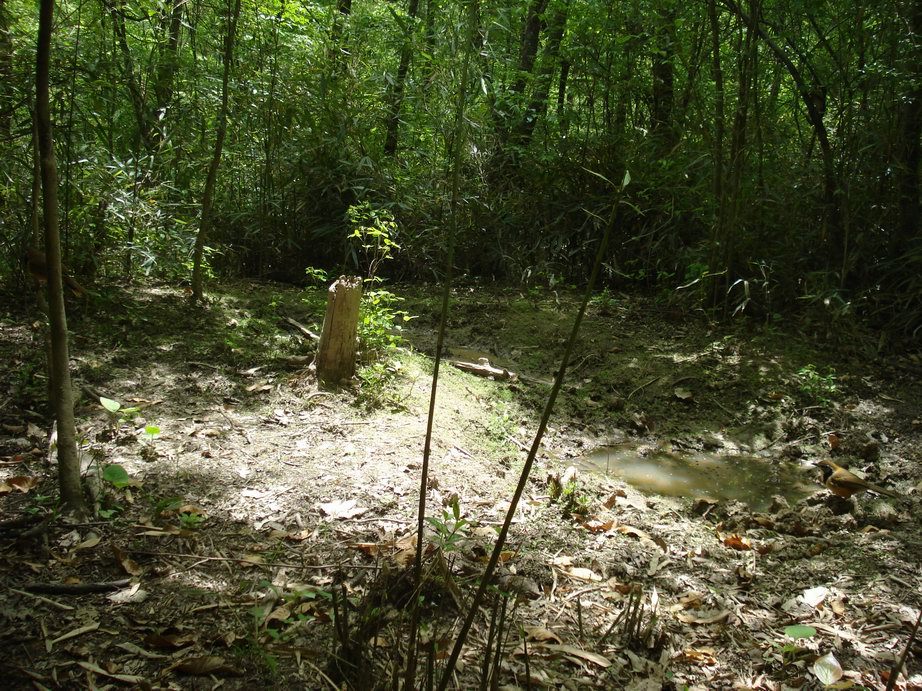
[0,0,919,337]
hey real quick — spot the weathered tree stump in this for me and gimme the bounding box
[315,275,362,384]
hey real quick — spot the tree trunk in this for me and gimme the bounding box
[650,0,676,153]
[0,0,11,139]
[315,276,362,385]
[513,0,569,146]
[722,0,842,272]
[383,0,421,156]
[191,0,241,304]
[104,0,154,152]
[896,0,922,249]
[151,0,184,149]
[36,0,86,517]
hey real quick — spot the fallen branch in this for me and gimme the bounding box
[628,375,662,400]
[9,587,74,611]
[284,316,320,341]
[24,578,131,594]
[452,358,516,381]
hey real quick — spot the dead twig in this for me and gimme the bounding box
[627,376,662,400]
[284,316,321,341]
[886,607,922,691]
[25,578,131,594]
[9,587,74,611]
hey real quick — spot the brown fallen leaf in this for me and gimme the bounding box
[722,534,753,551]
[112,545,144,576]
[0,475,40,494]
[675,609,731,625]
[617,525,667,550]
[581,517,615,533]
[534,643,612,668]
[144,631,196,649]
[523,626,562,644]
[174,655,242,676]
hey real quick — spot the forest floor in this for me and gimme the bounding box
[1,279,921,690]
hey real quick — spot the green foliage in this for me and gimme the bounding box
[347,203,400,281]
[102,463,132,488]
[304,266,329,286]
[795,365,839,406]
[425,498,470,552]
[1,0,918,341]
[776,625,817,667]
[549,478,591,517]
[100,397,140,428]
[179,511,206,530]
[359,288,413,356]
[783,625,817,639]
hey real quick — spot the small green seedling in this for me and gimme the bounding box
[143,425,160,443]
[100,396,141,429]
[778,624,817,666]
[180,511,205,530]
[425,498,469,552]
[795,365,839,406]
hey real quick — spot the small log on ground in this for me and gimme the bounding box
[452,357,516,381]
[315,276,362,384]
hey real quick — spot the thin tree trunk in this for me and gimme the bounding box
[512,0,549,98]
[151,0,184,149]
[707,0,726,306]
[513,0,569,146]
[190,0,241,303]
[650,0,676,153]
[722,0,841,270]
[896,0,922,249]
[383,0,421,156]
[0,0,11,139]
[36,0,86,517]
[104,0,154,151]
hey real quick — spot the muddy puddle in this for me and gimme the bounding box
[577,443,815,511]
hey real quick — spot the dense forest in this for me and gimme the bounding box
[0,0,919,332]
[1,0,921,688]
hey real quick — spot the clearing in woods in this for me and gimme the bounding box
[0,280,920,688]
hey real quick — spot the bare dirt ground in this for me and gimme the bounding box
[1,280,920,690]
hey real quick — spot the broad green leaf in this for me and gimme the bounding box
[100,397,121,413]
[103,464,131,488]
[622,170,631,189]
[145,425,161,436]
[784,625,816,639]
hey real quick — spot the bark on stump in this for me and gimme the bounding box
[315,275,362,385]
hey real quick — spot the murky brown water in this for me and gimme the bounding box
[577,443,815,511]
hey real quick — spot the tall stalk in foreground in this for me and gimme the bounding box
[438,169,630,689]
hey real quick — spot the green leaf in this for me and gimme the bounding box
[813,652,843,686]
[621,169,631,189]
[145,425,160,437]
[102,464,131,488]
[100,397,121,413]
[784,625,817,640]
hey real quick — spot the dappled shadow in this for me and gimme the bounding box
[1,282,919,688]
